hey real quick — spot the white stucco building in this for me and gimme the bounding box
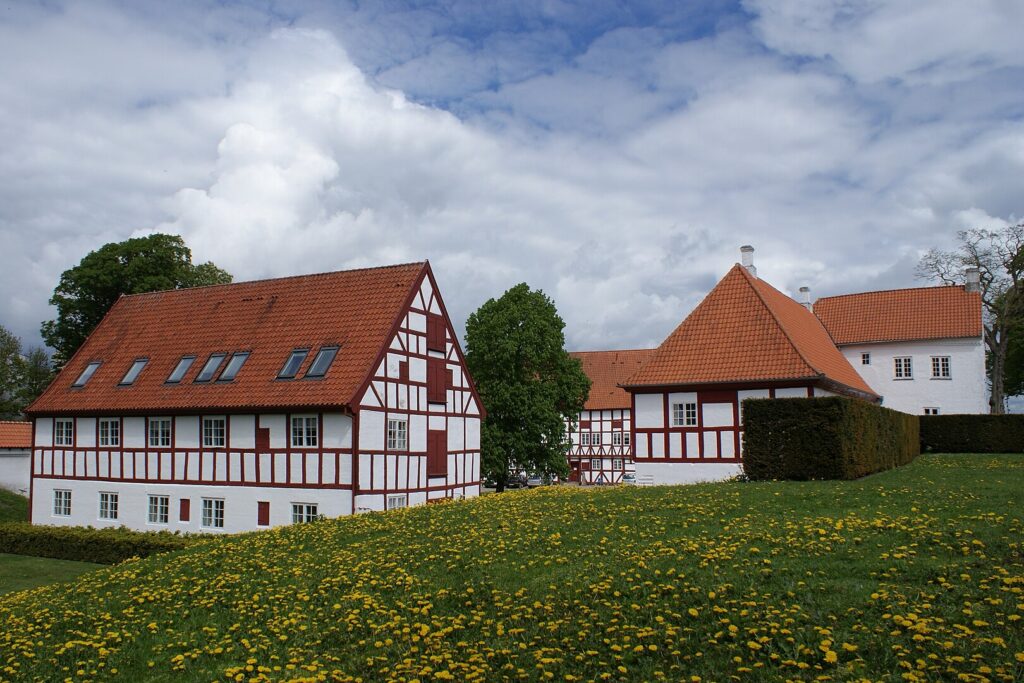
[814,279,987,415]
[0,421,31,496]
[25,262,483,533]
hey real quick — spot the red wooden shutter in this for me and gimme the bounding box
[427,430,447,477]
[179,498,190,522]
[427,357,446,404]
[399,360,409,382]
[426,314,446,352]
[255,427,270,452]
[257,501,270,527]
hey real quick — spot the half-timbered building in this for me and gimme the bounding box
[0,421,31,496]
[567,349,653,484]
[25,262,482,533]
[622,249,879,485]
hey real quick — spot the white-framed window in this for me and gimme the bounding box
[580,432,590,446]
[148,495,169,524]
[612,431,623,446]
[99,418,120,447]
[861,352,871,365]
[291,503,319,523]
[623,431,631,446]
[931,356,951,379]
[590,458,601,470]
[612,458,624,470]
[148,418,172,447]
[894,357,913,379]
[98,492,118,520]
[201,498,225,529]
[924,407,941,416]
[672,403,698,427]
[290,415,318,448]
[202,417,226,448]
[387,494,408,510]
[53,489,71,516]
[591,432,601,446]
[54,418,74,446]
[387,418,408,451]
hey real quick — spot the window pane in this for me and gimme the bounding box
[73,362,101,387]
[279,350,309,379]
[305,347,339,378]
[167,356,196,383]
[120,358,148,385]
[218,352,249,381]
[195,354,227,382]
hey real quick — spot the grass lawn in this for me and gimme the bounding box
[0,487,27,523]
[0,553,104,596]
[0,454,1021,681]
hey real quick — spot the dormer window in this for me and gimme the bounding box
[167,356,196,384]
[119,358,148,386]
[278,349,309,379]
[305,346,339,378]
[72,362,101,388]
[195,353,227,383]
[218,352,249,382]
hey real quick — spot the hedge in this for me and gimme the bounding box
[0,522,200,565]
[742,396,920,481]
[920,414,1024,453]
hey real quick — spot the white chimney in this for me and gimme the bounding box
[965,267,981,293]
[740,245,756,278]
[798,286,812,311]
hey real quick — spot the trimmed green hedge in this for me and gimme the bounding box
[0,522,200,565]
[742,396,920,480]
[920,414,1024,453]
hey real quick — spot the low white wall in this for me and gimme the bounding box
[31,479,353,534]
[634,461,741,485]
[0,449,30,495]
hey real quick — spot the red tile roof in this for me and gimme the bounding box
[570,349,655,410]
[625,265,877,398]
[814,285,983,345]
[0,421,31,448]
[27,263,428,415]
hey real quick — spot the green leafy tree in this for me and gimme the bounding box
[41,234,232,364]
[16,347,54,412]
[0,325,23,419]
[917,224,1024,413]
[465,283,590,492]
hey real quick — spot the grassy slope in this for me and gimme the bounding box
[0,553,103,596]
[0,488,27,523]
[0,455,1021,682]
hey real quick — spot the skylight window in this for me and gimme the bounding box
[72,362,101,388]
[218,352,249,381]
[278,349,309,379]
[167,356,196,384]
[305,346,339,378]
[119,359,148,386]
[195,353,227,383]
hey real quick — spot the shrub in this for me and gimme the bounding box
[920,414,1024,453]
[0,522,199,565]
[742,396,919,481]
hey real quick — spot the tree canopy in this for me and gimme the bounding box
[464,283,590,491]
[917,224,1024,412]
[0,325,53,419]
[41,234,232,364]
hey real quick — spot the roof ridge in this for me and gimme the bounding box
[735,265,821,379]
[119,261,429,300]
[569,348,655,355]
[816,283,968,302]
[0,420,30,425]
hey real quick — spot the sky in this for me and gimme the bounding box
[1,0,1022,353]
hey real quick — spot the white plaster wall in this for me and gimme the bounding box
[702,403,734,427]
[322,413,353,449]
[634,461,741,485]
[0,450,30,495]
[230,415,256,449]
[634,394,664,428]
[839,338,987,414]
[30,479,353,534]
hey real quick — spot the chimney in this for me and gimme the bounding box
[965,267,981,293]
[798,286,812,311]
[740,245,756,278]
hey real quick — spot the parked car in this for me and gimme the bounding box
[506,473,528,489]
[621,473,638,485]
